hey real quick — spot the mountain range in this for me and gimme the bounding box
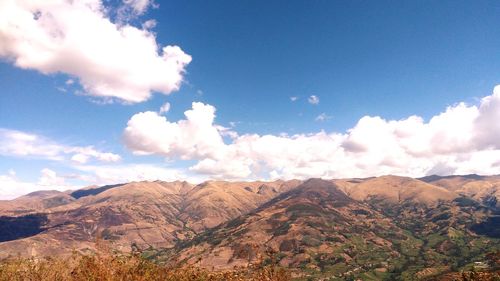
[0,175,499,280]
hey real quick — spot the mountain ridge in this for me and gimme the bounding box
[0,175,499,279]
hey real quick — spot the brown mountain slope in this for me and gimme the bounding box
[0,179,300,258]
[421,175,500,209]
[162,179,410,275]
[1,176,498,280]
[337,175,457,205]
[151,178,499,280]
[0,190,75,215]
[179,180,301,232]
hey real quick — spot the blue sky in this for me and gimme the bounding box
[1,0,500,198]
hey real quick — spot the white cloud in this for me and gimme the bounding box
[0,129,63,160]
[159,102,171,114]
[122,0,155,15]
[0,173,38,200]
[38,168,65,186]
[142,19,156,29]
[308,95,319,105]
[70,147,121,164]
[124,103,227,160]
[0,128,121,164]
[0,0,191,103]
[74,164,197,185]
[0,164,199,199]
[473,85,500,149]
[290,96,298,102]
[123,85,500,180]
[214,125,239,139]
[315,113,332,122]
[0,169,77,200]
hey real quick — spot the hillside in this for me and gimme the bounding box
[0,180,300,258]
[0,190,75,215]
[0,176,499,280]
[338,175,457,205]
[151,178,500,280]
[421,175,500,209]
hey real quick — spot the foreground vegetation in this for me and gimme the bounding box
[0,253,290,281]
[0,251,498,280]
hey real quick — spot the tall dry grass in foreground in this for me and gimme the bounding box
[0,253,290,281]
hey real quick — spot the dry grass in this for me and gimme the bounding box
[0,253,290,281]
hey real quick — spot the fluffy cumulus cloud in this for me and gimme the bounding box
[0,0,191,103]
[124,103,227,160]
[0,128,121,164]
[0,169,76,200]
[38,168,66,186]
[124,85,500,180]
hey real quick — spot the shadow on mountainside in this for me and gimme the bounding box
[470,216,500,238]
[0,214,48,242]
[419,174,486,182]
[70,184,125,199]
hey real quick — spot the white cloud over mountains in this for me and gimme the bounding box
[124,103,227,160]
[0,163,197,199]
[38,168,66,186]
[0,0,191,103]
[1,0,498,194]
[124,85,500,180]
[0,128,120,164]
[0,168,74,200]
[74,164,192,185]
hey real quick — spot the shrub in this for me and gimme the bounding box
[0,252,291,281]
